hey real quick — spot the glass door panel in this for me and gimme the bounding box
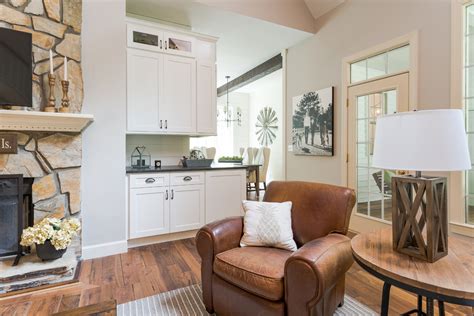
[348,73,409,229]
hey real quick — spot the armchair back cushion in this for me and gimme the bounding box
[263,181,356,246]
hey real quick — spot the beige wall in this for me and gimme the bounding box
[285,0,451,185]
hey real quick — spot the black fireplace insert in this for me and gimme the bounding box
[0,174,34,265]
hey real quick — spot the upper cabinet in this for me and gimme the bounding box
[126,19,217,136]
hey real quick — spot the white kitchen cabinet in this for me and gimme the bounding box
[205,170,246,224]
[160,55,196,134]
[129,186,170,238]
[170,184,205,233]
[196,61,217,135]
[163,32,195,58]
[126,19,217,135]
[127,49,162,132]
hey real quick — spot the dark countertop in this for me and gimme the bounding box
[126,163,249,174]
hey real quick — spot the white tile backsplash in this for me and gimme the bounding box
[126,135,190,167]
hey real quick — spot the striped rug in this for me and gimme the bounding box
[118,284,377,315]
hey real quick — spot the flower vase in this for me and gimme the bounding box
[36,240,66,261]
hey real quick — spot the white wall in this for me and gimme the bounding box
[244,69,284,181]
[285,0,451,185]
[81,0,127,259]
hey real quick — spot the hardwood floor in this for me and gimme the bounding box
[0,238,471,315]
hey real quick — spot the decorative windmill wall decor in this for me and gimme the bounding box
[256,107,278,146]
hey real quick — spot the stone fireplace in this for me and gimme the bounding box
[0,131,84,293]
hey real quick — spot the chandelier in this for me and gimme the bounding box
[217,76,242,127]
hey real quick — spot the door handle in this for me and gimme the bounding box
[165,120,168,129]
[171,189,174,200]
[160,120,163,129]
[183,176,192,182]
[145,178,156,184]
[165,189,168,200]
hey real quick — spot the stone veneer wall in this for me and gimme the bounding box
[0,1,83,248]
[0,0,83,112]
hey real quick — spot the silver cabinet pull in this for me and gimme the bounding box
[165,40,168,50]
[165,189,169,200]
[165,120,168,129]
[171,189,174,200]
[160,120,163,129]
[159,39,163,49]
[145,178,156,184]
[183,176,192,181]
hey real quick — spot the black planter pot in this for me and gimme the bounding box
[36,240,66,261]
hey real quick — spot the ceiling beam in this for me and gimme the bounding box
[217,54,282,97]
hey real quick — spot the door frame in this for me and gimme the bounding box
[341,31,419,233]
[347,73,409,233]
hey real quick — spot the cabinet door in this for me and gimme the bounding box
[129,186,170,238]
[127,49,163,133]
[196,61,217,135]
[205,170,246,224]
[170,184,205,233]
[160,55,196,133]
[127,23,164,52]
[163,32,195,58]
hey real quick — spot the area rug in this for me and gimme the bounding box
[118,284,377,315]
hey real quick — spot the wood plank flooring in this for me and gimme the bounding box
[0,238,471,315]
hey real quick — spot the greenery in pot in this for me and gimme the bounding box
[218,156,243,161]
[20,218,81,260]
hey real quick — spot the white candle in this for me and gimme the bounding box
[49,50,53,75]
[63,56,68,80]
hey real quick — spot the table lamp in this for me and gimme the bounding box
[372,109,471,262]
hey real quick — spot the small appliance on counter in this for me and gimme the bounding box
[180,149,213,168]
[131,146,151,169]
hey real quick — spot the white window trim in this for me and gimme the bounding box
[450,0,474,237]
[341,31,419,187]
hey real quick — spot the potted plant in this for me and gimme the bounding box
[20,217,81,261]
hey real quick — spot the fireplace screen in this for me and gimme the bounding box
[0,175,23,257]
[0,175,34,265]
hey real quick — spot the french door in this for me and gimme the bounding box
[347,73,409,232]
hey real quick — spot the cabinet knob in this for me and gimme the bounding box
[165,40,168,50]
[159,39,163,49]
[183,176,192,181]
[171,189,174,200]
[160,120,163,129]
[165,189,169,200]
[165,120,168,129]
[145,178,156,184]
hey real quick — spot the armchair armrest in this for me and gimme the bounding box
[284,233,353,316]
[195,217,243,312]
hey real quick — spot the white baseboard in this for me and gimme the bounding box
[127,230,198,248]
[82,240,128,260]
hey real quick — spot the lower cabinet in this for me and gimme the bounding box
[128,169,246,239]
[129,186,170,239]
[170,184,205,233]
[205,170,246,224]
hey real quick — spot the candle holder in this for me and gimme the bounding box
[44,73,56,112]
[59,80,70,113]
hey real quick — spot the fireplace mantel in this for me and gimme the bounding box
[0,110,94,133]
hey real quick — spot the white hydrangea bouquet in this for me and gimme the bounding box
[20,218,81,253]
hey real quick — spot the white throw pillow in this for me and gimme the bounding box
[240,200,297,251]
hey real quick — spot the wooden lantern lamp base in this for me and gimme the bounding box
[392,174,448,263]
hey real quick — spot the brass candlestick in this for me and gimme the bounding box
[44,73,56,112]
[59,80,70,113]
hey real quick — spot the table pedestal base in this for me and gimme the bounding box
[381,282,445,316]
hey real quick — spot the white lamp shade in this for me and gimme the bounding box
[372,109,472,171]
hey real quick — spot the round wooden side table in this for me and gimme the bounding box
[351,228,474,316]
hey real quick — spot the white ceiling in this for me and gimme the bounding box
[303,0,345,21]
[126,0,313,86]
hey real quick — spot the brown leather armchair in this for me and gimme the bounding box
[196,181,356,316]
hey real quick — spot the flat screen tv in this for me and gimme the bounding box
[0,28,32,107]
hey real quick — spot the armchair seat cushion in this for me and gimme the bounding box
[213,247,291,301]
